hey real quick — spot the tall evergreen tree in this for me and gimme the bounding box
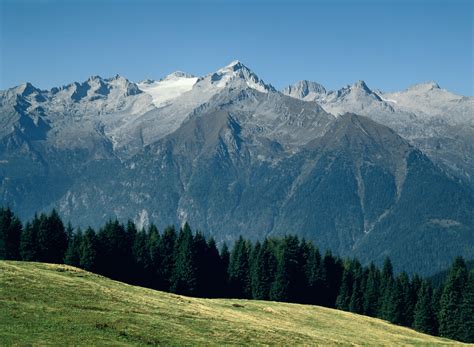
[20,217,40,261]
[349,261,364,314]
[379,257,395,321]
[251,238,277,300]
[96,220,132,281]
[336,260,355,311]
[438,257,468,340]
[459,270,474,342]
[220,243,230,297]
[64,227,83,267]
[171,223,198,296]
[36,210,68,263]
[363,263,381,317]
[228,236,251,298]
[155,226,176,291]
[80,227,97,272]
[0,207,22,260]
[304,243,323,305]
[413,280,436,335]
[270,235,304,303]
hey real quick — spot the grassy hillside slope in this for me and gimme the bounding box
[0,261,464,345]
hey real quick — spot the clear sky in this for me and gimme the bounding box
[0,0,472,95]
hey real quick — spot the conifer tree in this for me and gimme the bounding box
[321,251,343,307]
[64,227,82,267]
[96,220,131,281]
[171,223,198,296]
[336,260,354,311]
[35,210,68,263]
[270,235,303,303]
[156,226,176,291]
[0,207,22,260]
[147,224,161,289]
[349,261,364,314]
[304,243,323,305]
[133,228,151,285]
[80,227,97,272]
[459,271,474,343]
[20,217,39,261]
[220,243,230,297]
[252,238,277,300]
[413,280,436,335]
[363,263,381,317]
[438,257,468,340]
[228,236,251,298]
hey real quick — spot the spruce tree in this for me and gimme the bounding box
[252,238,277,300]
[20,215,40,261]
[459,270,474,342]
[220,243,230,297]
[170,223,198,296]
[80,227,97,272]
[304,244,323,305]
[0,207,22,260]
[156,226,176,291]
[336,260,354,311]
[228,236,251,298]
[349,261,364,314]
[363,263,381,317]
[413,280,436,335]
[64,227,83,267]
[269,235,303,303]
[438,257,468,340]
[96,220,131,281]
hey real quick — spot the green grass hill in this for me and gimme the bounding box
[0,261,465,345]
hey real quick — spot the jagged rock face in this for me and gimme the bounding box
[282,80,474,188]
[1,61,473,275]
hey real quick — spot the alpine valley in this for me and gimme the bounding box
[1,61,473,275]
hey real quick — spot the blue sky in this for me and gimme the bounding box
[1,0,472,95]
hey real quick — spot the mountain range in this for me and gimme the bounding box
[1,60,473,275]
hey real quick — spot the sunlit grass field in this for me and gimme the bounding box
[0,261,464,345]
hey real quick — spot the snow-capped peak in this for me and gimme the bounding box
[405,81,441,93]
[163,71,196,80]
[207,60,275,93]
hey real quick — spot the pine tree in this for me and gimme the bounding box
[379,257,395,320]
[36,210,68,263]
[96,220,131,281]
[304,243,323,305]
[336,260,354,311]
[156,226,176,291]
[20,215,40,261]
[269,235,303,303]
[220,243,230,297]
[438,257,468,340]
[349,261,364,314]
[148,224,161,289]
[413,280,436,335]
[193,231,210,297]
[459,270,474,343]
[363,263,381,317]
[251,238,277,300]
[80,227,97,272]
[320,251,343,308]
[133,228,151,286]
[170,223,198,296]
[64,227,83,267]
[228,236,251,298]
[0,207,22,260]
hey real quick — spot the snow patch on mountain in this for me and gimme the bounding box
[137,72,198,108]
